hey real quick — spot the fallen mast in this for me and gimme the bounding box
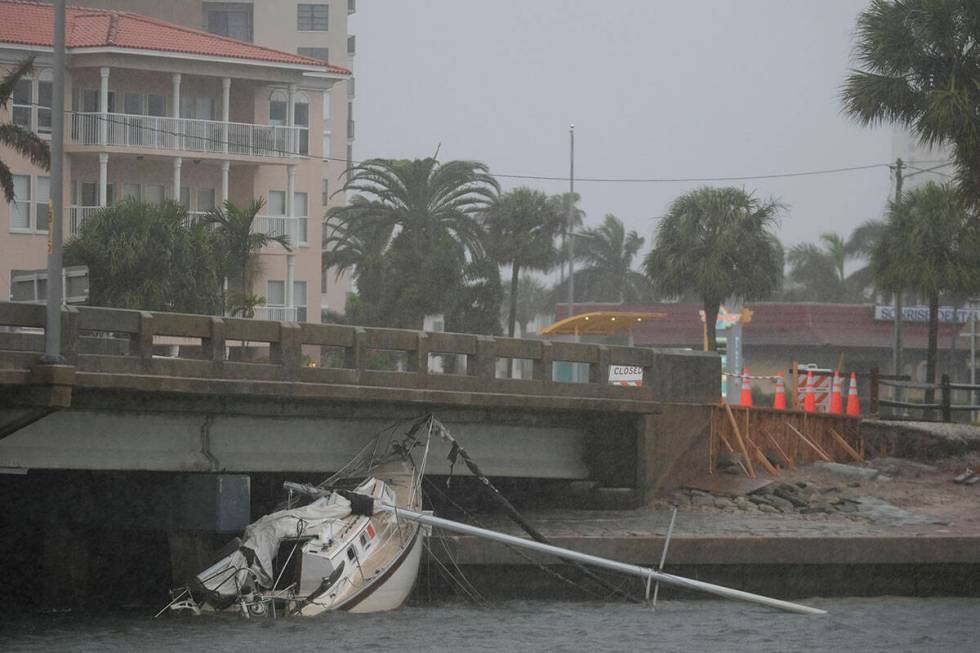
[380,505,826,616]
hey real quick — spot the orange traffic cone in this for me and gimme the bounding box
[803,370,816,413]
[739,368,753,407]
[829,371,843,414]
[773,372,787,409]
[846,372,860,417]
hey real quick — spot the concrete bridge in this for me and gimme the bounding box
[0,301,722,608]
[0,301,719,493]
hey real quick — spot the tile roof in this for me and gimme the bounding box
[558,302,964,351]
[0,1,350,73]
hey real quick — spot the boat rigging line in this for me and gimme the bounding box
[430,416,642,603]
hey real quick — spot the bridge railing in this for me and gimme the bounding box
[0,302,719,403]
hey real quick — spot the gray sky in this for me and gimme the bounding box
[351,1,897,250]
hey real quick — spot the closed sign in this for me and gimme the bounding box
[609,365,643,386]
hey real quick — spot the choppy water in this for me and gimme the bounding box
[1,598,976,653]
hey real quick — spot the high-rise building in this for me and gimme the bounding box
[7,0,357,319]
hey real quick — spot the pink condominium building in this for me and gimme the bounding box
[1,1,353,322]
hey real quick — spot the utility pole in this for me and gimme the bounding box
[892,157,904,380]
[566,124,575,320]
[42,0,66,364]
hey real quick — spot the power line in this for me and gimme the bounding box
[492,162,891,183]
[28,107,951,185]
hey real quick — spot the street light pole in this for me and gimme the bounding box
[566,124,575,319]
[43,0,66,363]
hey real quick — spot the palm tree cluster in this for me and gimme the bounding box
[65,198,290,316]
[324,158,658,334]
[842,0,980,203]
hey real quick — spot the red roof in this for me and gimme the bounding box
[0,1,350,73]
[558,303,963,351]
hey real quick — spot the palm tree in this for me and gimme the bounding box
[483,187,563,336]
[327,158,499,327]
[843,219,887,298]
[203,198,291,312]
[64,199,221,313]
[0,58,50,200]
[842,0,980,201]
[504,274,551,337]
[570,213,655,303]
[872,182,980,403]
[322,197,394,305]
[644,186,784,351]
[550,191,586,283]
[785,232,850,302]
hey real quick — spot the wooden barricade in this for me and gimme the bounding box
[709,405,863,477]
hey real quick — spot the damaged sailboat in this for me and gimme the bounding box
[163,416,825,618]
[165,423,431,617]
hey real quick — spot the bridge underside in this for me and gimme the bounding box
[2,387,669,482]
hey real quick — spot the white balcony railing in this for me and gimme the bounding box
[256,215,309,247]
[252,305,298,321]
[66,205,101,236]
[67,112,308,158]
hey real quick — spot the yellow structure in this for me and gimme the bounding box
[538,311,666,337]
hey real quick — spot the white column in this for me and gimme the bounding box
[173,158,182,206]
[220,161,230,205]
[98,66,109,146]
[287,83,297,153]
[221,77,231,154]
[98,153,108,207]
[286,254,296,314]
[286,165,296,214]
[171,73,181,118]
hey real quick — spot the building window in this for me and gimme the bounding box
[270,99,287,125]
[295,96,310,155]
[12,76,32,129]
[347,77,355,99]
[321,133,331,158]
[37,72,52,135]
[347,35,356,57]
[268,190,286,216]
[294,192,309,244]
[206,3,253,41]
[181,96,216,120]
[346,144,353,169]
[321,178,329,206]
[122,183,141,201]
[266,280,286,306]
[123,92,145,115]
[197,188,216,212]
[9,175,30,231]
[297,4,328,31]
[147,94,167,117]
[293,280,308,322]
[298,47,329,62]
[322,90,331,121]
[35,176,50,232]
[143,185,166,205]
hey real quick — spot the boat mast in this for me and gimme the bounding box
[380,505,826,616]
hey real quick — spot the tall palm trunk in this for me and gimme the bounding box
[925,291,940,407]
[704,300,720,352]
[508,262,521,337]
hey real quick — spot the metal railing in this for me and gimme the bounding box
[67,112,308,158]
[252,305,298,322]
[66,205,101,235]
[256,215,308,246]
